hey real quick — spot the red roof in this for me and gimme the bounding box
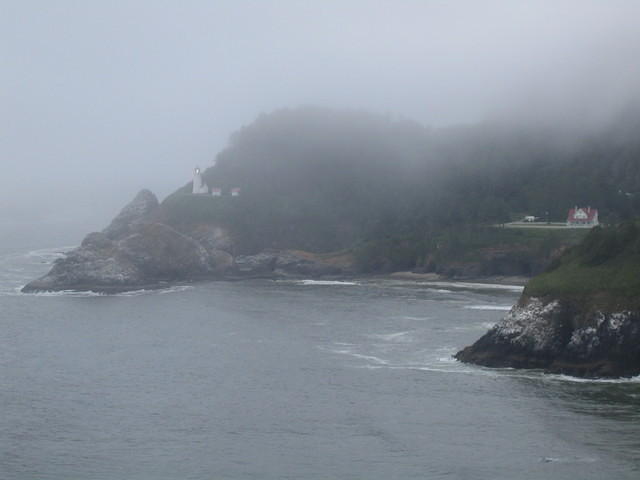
[567,207,598,223]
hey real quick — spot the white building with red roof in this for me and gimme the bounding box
[567,206,599,227]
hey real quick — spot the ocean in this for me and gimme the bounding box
[1,242,639,479]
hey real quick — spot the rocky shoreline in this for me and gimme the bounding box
[387,271,529,286]
[455,220,640,379]
[24,189,533,294]
[21,190,351,294]
[24,190,640,379]
[456,295,640,378]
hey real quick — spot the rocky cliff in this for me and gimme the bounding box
[22,190,351,293]
[455,296,640,377]
[456,223,640,378]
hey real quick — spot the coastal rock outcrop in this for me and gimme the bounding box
[22,191,225,293]
[22,190,350,293]
[232,250,343,277]
[455,296,640,377]
[102,189,161,239]
[456,222,640,378]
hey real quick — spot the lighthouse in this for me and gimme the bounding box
[192,167,209,194]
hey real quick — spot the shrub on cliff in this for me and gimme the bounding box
[525,221,640,307]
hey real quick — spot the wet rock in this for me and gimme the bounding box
[115,223,214,279]
[22,241,142,292]
[22,190,346,293]
[232,250,343,277]
[456,296,640,378]
[102,189,160,239]
[180,223,234,254]
[22,190,227,293]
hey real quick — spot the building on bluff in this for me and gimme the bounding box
[191,166,241,197]
[192,167,210,194]
[567,206,599,227]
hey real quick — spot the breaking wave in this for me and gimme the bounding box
[297,280,359,286]
[368,331,413,342]
[323,347,389,365]
[12,285,193,298]
[542,373,640,384]
[422,281,524,293]
[464,305,513,311]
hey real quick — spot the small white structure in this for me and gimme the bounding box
[211,187,222,197]
[524,215,536,222]
[192,167,209,194]
[231,187,241,197]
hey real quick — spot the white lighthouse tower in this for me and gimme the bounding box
[192,167,209,194]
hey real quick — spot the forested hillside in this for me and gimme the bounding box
[162,107,640,270]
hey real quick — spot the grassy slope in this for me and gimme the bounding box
[524,222,640,310]
[353,225,588,272]
[161,190,588,274]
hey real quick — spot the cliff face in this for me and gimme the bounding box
[455,296,640,377]
[22,190,222,292]
[456,223,640,378]
[22,190,351,293]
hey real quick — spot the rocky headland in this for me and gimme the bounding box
[456,222,640,378]
[21,190,350,293]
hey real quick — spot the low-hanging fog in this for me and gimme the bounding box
[2,0,640,246]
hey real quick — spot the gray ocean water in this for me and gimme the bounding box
[1,243,639,479]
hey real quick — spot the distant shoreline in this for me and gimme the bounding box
[21,270,531,295]
[386,271,530,286]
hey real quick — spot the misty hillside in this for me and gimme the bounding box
[162,107,640,265]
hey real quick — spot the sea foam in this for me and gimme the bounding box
[464,305,513,311]
[298,280,359,286]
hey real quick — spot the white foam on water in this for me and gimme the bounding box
[18,289,105,297]
[395,315,432,322]
[117,285,193,296]
[0,246,79,295]
[16,285,193,298]
[355,354,545,380]
[540,456,599,464]
[453,321,496,331]
[368,331,413,342]
[453,365,640,384]
[298,280,359,286]
[348,352,389,365]
[326,347,389,365]
[362,364,492,376]
[326,323,640,384]
[421,281,524,293]
[542,373,640,384]
[464,305,513,311]
[25,246,74,258]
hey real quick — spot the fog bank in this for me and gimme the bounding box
[2,1,640,243]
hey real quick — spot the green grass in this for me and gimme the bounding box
[431,226,588,262]
[524,222,640,309]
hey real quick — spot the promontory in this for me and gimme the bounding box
[456,222,640,378]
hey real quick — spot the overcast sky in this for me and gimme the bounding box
[2,0,640,241]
